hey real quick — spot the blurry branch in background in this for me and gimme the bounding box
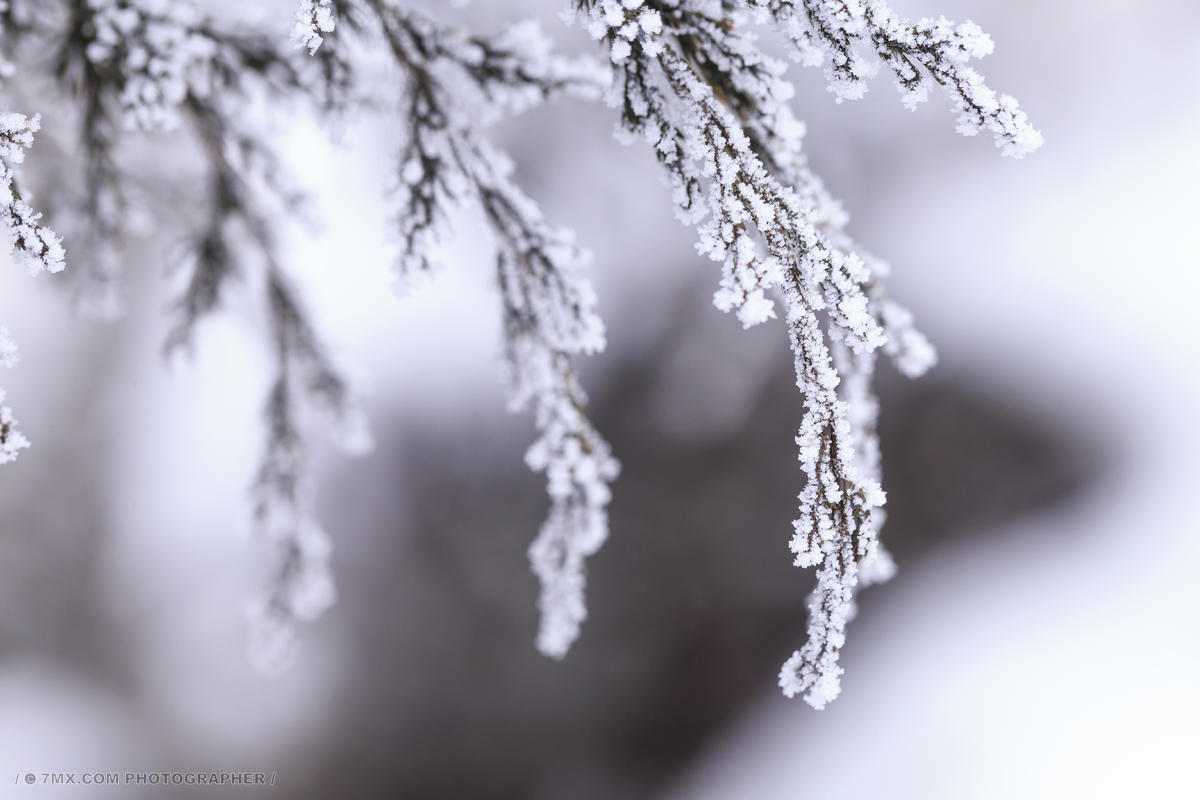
[0,112,65,278]
[0,0,1039,705]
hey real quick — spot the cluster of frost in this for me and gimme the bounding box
[0,112,65,276]
[246,356,336,671]
[579,0,665,64]
[41,0,369,662]
[247,269,372,671]
[753,0,1043,156]
[0,328,29,466]
[83,0,217,131]
[292,0,337,55]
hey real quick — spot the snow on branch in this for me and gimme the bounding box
[1,112,65,276]
[289,0,363,112]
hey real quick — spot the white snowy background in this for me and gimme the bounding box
[0,0,1197,798]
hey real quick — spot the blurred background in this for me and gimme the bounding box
[0,0,1197,798]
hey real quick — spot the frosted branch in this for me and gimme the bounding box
[755,0,1043,156]
[567,0,972,707]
